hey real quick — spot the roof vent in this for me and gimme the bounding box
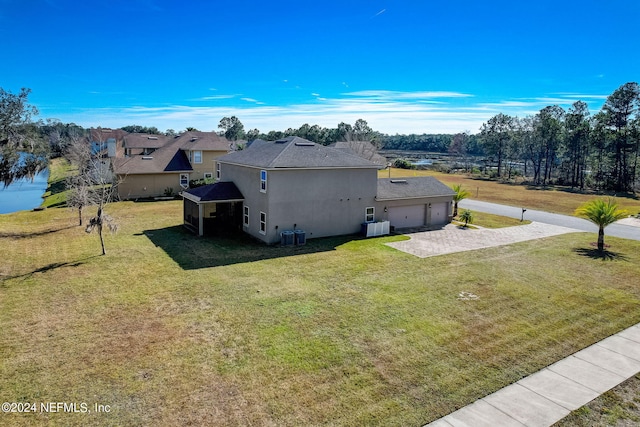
[147,136,158,140]
[142,156,153,160]
[390,179,407,183]
[294,142,315,147]
[275,139,289,144]
[191,137,198,142]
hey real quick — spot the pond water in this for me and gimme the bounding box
[0,169,49,214]
[412,159,434,166]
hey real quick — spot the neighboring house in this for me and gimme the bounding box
[122,133,169,157]
[88,128,127,183]
[89,128,127,158]
[113,131,231,199]
[182,136,455,243]
[330,140,388,166]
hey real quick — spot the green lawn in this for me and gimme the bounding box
[1,200,639,426]
[382,168,640,216]
[554,374,640,426]
[40,157,75,209]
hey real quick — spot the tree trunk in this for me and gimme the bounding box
[78,206,83,226]
[98,224,106,255]
[97,206,106,255]
[453,202,459,217]
[598,226,605,252]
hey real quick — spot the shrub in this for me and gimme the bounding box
[189,178,215,188]
[393,158,414,169]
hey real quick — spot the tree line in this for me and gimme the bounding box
[479,82,639,192]
[2,82,638,193]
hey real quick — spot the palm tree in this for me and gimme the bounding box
[452,184,470,217]
[459,209,474,228]
[575,198,628,252]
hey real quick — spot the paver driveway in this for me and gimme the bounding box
[386,222,581,258]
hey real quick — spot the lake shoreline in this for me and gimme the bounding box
[0,168,50,214]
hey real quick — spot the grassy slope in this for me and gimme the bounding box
[381,168,640,216]
[40,158,75,209]
[1,200,639,426]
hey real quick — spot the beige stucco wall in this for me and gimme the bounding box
[220,163,379,244]
[375,196,453,226]
[117,173,187,199]
[188,150,227,181]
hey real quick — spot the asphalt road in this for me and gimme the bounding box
[459,199,640,242]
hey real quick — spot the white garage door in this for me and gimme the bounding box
[388,205,425,229]
[430,202,449,225]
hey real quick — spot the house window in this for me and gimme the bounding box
[365,207,375,222]
[204,172,213,180]
[192,150,202,164]
[260,170,267,193]
[243,206,250,227]
[259,211,266,234]
[216,162,221,180]
[180,174,189,189]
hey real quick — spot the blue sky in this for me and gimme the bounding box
[1,0,638,134]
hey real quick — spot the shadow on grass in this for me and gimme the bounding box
[573,247,629,261]
[41,177,70,208]
[1,255,100,282]
[141,225,359,269]
[44,200,67,208]
[0,225,77,239]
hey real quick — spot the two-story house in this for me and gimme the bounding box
[182,136,455,243]
[113,131,231,199]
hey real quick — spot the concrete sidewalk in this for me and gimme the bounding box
[386,222,579,258]
[425,323,640,427]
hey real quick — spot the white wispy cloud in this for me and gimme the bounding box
[373,8,386,17]
[477,93,608,114]
[550,93,609,100]
[241,97,264,105]
[44,89,609,135]
[195,94,237,101]
[344,90,473,100]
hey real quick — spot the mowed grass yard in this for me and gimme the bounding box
[381,168,640,216]
[1,196,640,426]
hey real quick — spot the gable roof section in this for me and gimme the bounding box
[123,133,171,149]
[183,182,244,203]
[377,177,456,200]
[330,140,388,166]
[164,149,193,172]
[113,138,193,175]
[175,131,230,151]
[218,136,382,169]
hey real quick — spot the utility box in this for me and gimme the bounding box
[281,230,294,246]
[361,221,390,237]
[294,229,306,245]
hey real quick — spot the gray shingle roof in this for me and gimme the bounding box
[175,131,231,151]
[217,136,382,169]
[183,182,244,202]
[113,138,193,175]
[113,132,230,175]
[377,177,456,200]
[123,133,171,149]
[330,140,388,166]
